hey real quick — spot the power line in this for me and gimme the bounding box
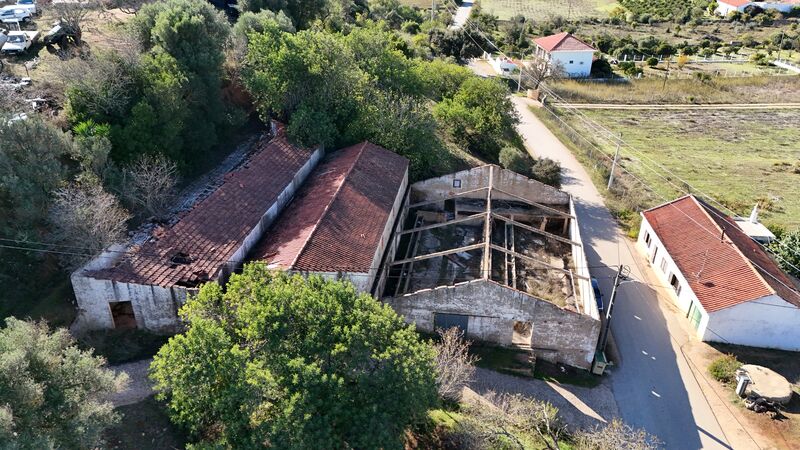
[442,7,800,300]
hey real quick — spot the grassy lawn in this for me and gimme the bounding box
[561,108,800,229]
[104,396,188,450]
[478,0,617,21]
[548,76,800,104]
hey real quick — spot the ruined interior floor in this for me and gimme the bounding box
[385,196,581,312]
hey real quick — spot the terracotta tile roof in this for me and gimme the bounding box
[88,127,316,287]
[643,195,800,312]
[534,32,596,53]
[719,0,751,7]
[251,142,408,274]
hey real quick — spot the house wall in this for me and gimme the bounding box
[704,295,800,351]
[222,145,324,281]
[716,1,750,15]
[637,215,710,336]
[386,279,600,369]
[70,245,192,333]
[409,165,569,206]
[570,198,597,319]
[549,50,594,77]
[366,169,409,295]
[72,138,325,332]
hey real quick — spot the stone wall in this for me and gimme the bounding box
[408,165,569,206]
[71,245,191,333]
[386,279,600,369]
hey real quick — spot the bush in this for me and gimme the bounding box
[499,146,533,176]
[708,354,741,383]
[531,157,562,188]
[646,56,659,67]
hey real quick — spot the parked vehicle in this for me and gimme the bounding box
[591,278,604,312]
[0,29,8,46]
[42,22,66,45]
[13,0,37,16]
[0,7,32,23]
[1,30,39,54]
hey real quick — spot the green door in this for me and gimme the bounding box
[687,303,703,330]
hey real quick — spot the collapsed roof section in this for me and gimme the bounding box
[381,165,596,317]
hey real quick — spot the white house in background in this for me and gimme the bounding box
[716,0,800,15]
[484,52,518,77]
[532,32,596,78]
[716,0,751,15]
[638,195,800,351]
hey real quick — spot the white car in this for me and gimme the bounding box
[1,30,39,54]
[15,0,38,15]
[0,7,32,23]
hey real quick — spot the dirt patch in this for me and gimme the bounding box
[693,342,800,449]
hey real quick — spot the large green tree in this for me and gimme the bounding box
[433,77,518,158]
[151,265,438,449]
[0,318,128,449]
[0,117,71,236]
[244,28,367,148]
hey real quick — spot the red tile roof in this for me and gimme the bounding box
[251,142,408,274]
[643,195,800,312]
[534,32,596,53]
[719,0,751,7]
[88,127,317,287]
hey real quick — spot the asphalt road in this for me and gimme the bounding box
[512,96,743,449]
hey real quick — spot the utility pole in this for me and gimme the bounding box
[598,265,630,353]
[431,0,435,24]
[607,133,622,190]
[777,30,785,61]
[517,50,526,93]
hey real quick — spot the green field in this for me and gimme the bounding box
[559,108,800,229]
[477,0,618,21]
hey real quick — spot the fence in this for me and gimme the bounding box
[620,54,750,64]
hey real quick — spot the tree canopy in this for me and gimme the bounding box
[0,318,128,449]
[150,265,438,449]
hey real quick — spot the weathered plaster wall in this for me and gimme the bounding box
[408,165,569,206]
[386,279,600,369]
[71,246,191,333]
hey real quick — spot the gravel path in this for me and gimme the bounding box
[469,368,619,431]
[109,358,155,407]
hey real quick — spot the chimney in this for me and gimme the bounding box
[749,203,759,224]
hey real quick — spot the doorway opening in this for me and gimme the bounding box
[110,301,137,329]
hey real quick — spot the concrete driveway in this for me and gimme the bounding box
[511,96,760,449]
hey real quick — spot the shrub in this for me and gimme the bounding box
[708,354,741,383]
[531,157,562,188]
[646,56,659,67]
[499,146,533,176]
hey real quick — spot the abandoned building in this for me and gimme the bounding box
[71,124,408,331]
[71,135,601,370]
[379,166,601,369]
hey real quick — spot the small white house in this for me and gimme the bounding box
[716,0,751,15]
[532,32,595,78]
[638,195,800,351]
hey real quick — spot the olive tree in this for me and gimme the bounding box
[0,318,128,449]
